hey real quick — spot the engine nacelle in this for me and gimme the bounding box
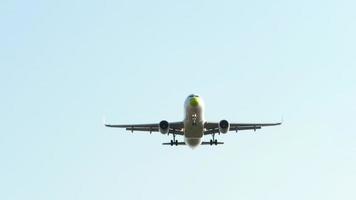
[159,120,170,134]
[218,120,230,134]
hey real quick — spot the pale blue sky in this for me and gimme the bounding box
[1,0,356,199]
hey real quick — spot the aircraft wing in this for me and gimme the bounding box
[204,122,281,135]
[104,121,185,135]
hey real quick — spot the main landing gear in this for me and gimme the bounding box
[170,140,178,146]
[170,133,178,146]
[209,134,219,146]
[209,139,218,145]
[162,133,184,146]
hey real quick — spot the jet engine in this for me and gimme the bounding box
[218,120,230,134]
[159,120,170,134]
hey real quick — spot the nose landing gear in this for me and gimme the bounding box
[192,114,197,126]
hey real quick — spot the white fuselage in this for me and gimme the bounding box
[183,95,205,148]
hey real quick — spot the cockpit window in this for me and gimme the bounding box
[189,94,199,98]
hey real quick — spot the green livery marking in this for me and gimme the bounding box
[190,97,200,107]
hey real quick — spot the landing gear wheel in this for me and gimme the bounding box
[175,140,178,146]
[214,139,218,145]
[170,140,174,146]
[210,140,213,146]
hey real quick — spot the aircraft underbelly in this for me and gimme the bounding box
[184,123,203,138]
[183,99,205,147]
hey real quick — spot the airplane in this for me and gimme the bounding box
[104,94,282,148]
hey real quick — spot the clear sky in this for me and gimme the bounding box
[1,0,356,199]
